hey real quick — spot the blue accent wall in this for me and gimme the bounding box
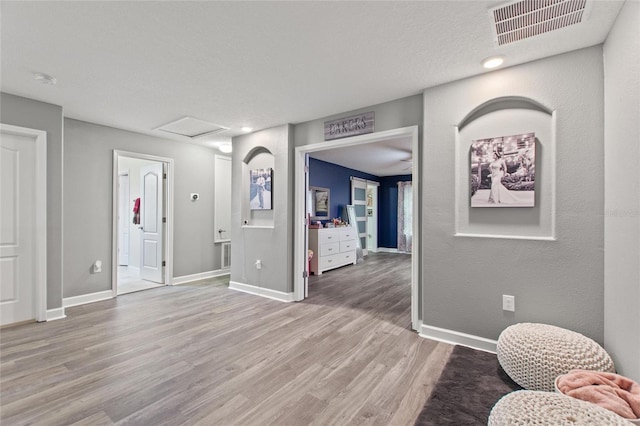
[378,175,412,248]
[309,157,411,249]
[309,158,378,221]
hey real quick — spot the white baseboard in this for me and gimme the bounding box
[419,324,497,353]
[229,281,294,303]
[46,307,66,321]
[376,247,399,253]
[63,290,114,308]
[172,269,230,285]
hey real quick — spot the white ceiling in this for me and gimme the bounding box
[1,0,624,170]
[311,136,414,177]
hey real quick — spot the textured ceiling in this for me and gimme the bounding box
[1,0,624,160]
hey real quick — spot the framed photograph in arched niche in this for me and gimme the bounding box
[249,168,272,210]
[470,132,536,208]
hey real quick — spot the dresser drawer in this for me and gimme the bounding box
[318,230,340,244]
[319,252,355,270]
[340,240,356,253]
[320,242,340,256]
[339,228,357,241]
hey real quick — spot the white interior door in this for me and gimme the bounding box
[118,173,130,266]
[351,177,368,255]
[366,183,379,252]
[1,131,36,325]
[140,163,164,284]
[214,156,231,242]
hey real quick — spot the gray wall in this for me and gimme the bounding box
[422,46,606,343]
[231,125,293,293]
[604,0,640,381]
[64,119,222,298]
[294,94,423,147]
[1,93,64,310]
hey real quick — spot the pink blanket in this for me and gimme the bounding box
[557,369,640,420]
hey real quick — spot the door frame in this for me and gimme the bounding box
[294,125,421,330]
[112,150,174,296]
[0,123,47,322]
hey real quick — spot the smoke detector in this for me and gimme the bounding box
[490,0,592,46]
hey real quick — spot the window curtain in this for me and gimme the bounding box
[397,181,412,253]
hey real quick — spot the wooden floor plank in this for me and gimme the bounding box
[0,253,452,425]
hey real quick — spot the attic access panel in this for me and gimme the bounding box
[155,116,229,138]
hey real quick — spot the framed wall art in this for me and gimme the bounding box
[470,132,536,207]
[249,168,273,210]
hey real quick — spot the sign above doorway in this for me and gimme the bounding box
[324,111,374,141]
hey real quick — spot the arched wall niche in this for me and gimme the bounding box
[454,95,556,240]
[243,146,273,164]
[242,145,275,227]
[458,96,553,131]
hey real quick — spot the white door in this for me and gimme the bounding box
[140,163,164,284]
[351,177,368,255]
[366,183,378,252]
[1,131,36,325]
[214,156,231,242]
[118,173,130,266]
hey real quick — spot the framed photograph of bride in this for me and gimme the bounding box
[469,132,536,208]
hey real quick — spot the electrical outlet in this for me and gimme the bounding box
[255,260,262,270]
[503,295,515,312]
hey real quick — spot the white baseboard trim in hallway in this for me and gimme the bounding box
[46,307,66,321]
[419,324,497,353]
[63,290,114,308]
[376,247,400,253]
[172,269,230,285]
[229,281,294,303]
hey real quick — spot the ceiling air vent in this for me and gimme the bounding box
[154,116,229,138]
[490,0,591,46]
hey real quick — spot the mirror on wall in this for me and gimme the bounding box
[309,186,330,220]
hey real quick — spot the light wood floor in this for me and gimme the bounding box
[1,253,452,425]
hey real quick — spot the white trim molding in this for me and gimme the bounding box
[229,281,295,303]
[419,324,498,353]
[172,269,230,285]
[376,247,400,254]
[63,290,114,308]
[46,308,66,321]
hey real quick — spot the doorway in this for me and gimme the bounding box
[112,150,174,296]
[294,126,420,330]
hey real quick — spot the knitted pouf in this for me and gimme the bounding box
[488,390,633,425]
[497,323,614,391]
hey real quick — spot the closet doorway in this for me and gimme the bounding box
[112,151,174,295]
[294,126,420,330]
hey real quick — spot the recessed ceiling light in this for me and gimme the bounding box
[482,56,504,69]
[218,143,232,153]
[35,72,57,85]
[241,127,253,133]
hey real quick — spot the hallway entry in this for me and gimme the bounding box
[294,126,421,330]
[113,151,174,295]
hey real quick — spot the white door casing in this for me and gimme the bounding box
[118,173,130,266]
[140,163,164,284]
[294,126,420,331]
[0,124,47,325]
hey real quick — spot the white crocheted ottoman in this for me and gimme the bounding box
[497,323,614,391]
[488,390,633,425]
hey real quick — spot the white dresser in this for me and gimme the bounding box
[309,227,357,275]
